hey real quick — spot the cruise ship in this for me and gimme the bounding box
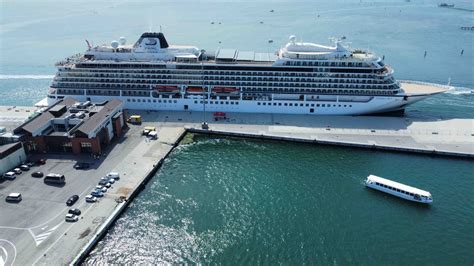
[47,32,448,115]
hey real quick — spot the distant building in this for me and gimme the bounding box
[0,142,26,175]
[15,98,125,155]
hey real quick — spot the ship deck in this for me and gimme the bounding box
[400,81,450,96]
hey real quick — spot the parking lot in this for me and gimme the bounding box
[0,125,146,265]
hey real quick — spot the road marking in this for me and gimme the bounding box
[32,197,96,265]
[0,240,16,266]
[0,246,7,266]
[30,223,63,246]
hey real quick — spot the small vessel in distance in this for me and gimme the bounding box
[365,175,433,204]
[438,3,455,7]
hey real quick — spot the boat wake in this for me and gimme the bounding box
[445,86,473,95]
[0,74,54,80]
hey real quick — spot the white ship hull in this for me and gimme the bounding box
[47,93,429,115]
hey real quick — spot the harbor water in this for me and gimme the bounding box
[85,136,474,264]
[0,0,473,264]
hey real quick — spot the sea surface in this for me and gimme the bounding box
[1,0,473,264]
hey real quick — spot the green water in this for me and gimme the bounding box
[86,135,474,264]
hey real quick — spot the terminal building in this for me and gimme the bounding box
[14,98,125,155]
[0,142,27,175]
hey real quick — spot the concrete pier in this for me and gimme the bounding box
[141,110,473,158]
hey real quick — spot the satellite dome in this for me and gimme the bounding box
[289,35,296,43]
[111,40,119,49]
[119,37,126,45]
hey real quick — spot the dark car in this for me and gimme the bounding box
[19,165,30,171]
[66,195,79,206]
[74,162,90,170]
[31,171,44,178]
[36,159,46,165]
[68,208,81,215]
[26,161,35,167]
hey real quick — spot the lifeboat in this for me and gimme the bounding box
[211,86,239,94]
[155,85,179,93]
[186,86,206,94]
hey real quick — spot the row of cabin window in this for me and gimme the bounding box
[57,76,391,85]
[284,60,370,67]
[63,68,384,78]
[55,82,396,91]
[375,182,416,196]
[257,102,353,108]
[62,71,389,80]
[193,101,240,105]
[126,98,177,103]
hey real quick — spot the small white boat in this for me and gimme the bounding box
[365,175,433,204]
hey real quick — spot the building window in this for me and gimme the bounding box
[258,102,261,105]
[81,142,92,148]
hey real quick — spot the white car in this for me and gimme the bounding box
[95,185,107,193]
[107,172,120,180]
[3,172,16,180]
[85,195,97,203]
[6,193,22,202]
[100,177,115,184]
[13,168,22,174]
[65,213,78,222]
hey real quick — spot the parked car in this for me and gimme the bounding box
[95,185,108,193]
[66,195,79,206]
[3,172,16,180]
[98,180,111,187]
[36,159,46,165]
[65,214,78,222]
[25,161,35,167]
[31,171,44,178]
[107,172,120,180]
[5,193,22,202]
[13,168,22,174]
[85,195,97,203]
[68,208,81,215]
[91,190,104,197]
[74,162,90,170]
[101,177,115,184]
[19,165,30,171]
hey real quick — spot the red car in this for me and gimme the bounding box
[36,159,46,165]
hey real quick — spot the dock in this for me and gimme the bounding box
[0,106,472,265]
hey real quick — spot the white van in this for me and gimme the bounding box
[6,193,22,202]
[44,173,66,184]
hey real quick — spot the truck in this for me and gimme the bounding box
[127,115,142,124]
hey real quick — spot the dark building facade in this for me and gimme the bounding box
[15,98,125,155]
